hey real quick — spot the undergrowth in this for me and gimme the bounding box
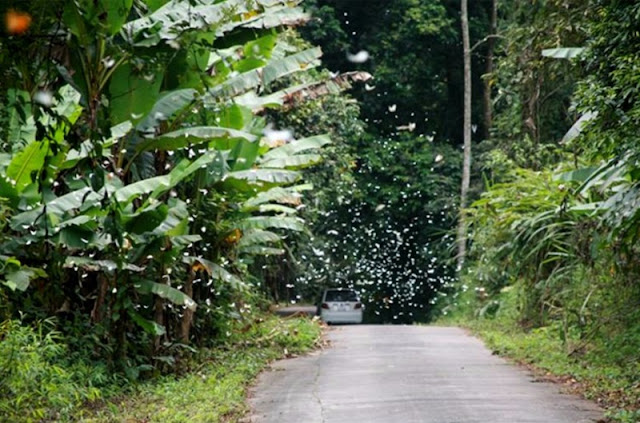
[0,318,124,422]
[76,314,322,423]
[0,314,322,423]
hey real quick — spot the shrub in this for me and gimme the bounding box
[0,319,102,421]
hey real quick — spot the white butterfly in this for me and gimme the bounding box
[346,50,370,63]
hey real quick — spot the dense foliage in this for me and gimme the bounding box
[275,0,505,321]
[303,0,492,140]
[0,0,361,397]
[446,0,640,419]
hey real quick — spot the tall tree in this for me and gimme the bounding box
[483,0,497,140]
[457,0,472,270]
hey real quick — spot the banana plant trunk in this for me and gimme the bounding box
[179,269,195,343]
[91,274,109,323]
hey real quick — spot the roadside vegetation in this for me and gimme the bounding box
[82,314,321,423]
[1,312,321,422]
[440,1,640,421]
[0,0,333,420]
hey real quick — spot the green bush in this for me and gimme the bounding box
[0,319,106,422]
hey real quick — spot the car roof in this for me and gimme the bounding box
[324,288,357,293]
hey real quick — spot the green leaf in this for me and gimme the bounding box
[136,126,257,153]
[261,135,330,161]
[230,138,261,171]
[226,169,300,184]
[242,185,310,209]
[58,226,97,249]
[115,175,171,203]
[243,34,277,59]
[555,167,599,183]
[262,47,322,86]
[218,104,253,130]
[257,204,297,214]
[11,187,103,230]
[129,310,166,336]
[206,47,322,100]
[137,89,198,133]
[238,216,305,232]
[62,121,132,169]
[561,112,597,143]
[239,246,285,255]
[123,0,290,46]
[63,0,133,36]
[120,152,228,203]
[152,151,228,199]
[167,46,211,89]
[232,71,371,115]
[6,141,49,192]
[100,0,134,35]
[3,269,34,291]
[124,204,169,234]
[146,0,170,12]
[242,6,308,30]
[62,3,89,41]
[169,235,202,247]
[58,215,94,229]
[541,47,586,59]
[64,256,144,273]
[234,58,267,73]
[237,229,282,248]
[135,280,196,310]
[185,256,244,288]
[109,64,163,125]
[6,89,33,146]
[234,90,285,112]
[152,200,190,236]
[0,174,19,207]
[261,154,322,169]
[52,86,83,125]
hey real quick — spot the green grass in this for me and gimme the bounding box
[0,318,125,422]
[76,315,322,423]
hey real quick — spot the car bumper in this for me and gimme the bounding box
[321,309,363,324]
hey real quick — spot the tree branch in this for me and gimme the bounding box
[471,34,506,53]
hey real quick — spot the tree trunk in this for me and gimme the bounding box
[483,0,497,140]
[457,0,472,271]
[90,274,109,323]
[179,269,195,344]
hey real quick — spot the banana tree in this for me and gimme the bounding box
[0,0,368,357]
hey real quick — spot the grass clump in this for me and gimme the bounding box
[0,319,122,422]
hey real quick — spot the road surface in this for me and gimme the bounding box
[248,325,603,423]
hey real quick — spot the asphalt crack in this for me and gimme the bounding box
[311,355,326,423]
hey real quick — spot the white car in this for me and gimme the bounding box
[319,289,363,324]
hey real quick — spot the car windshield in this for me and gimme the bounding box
[325,290,359,302]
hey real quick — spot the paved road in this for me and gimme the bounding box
[248,325,603,423]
